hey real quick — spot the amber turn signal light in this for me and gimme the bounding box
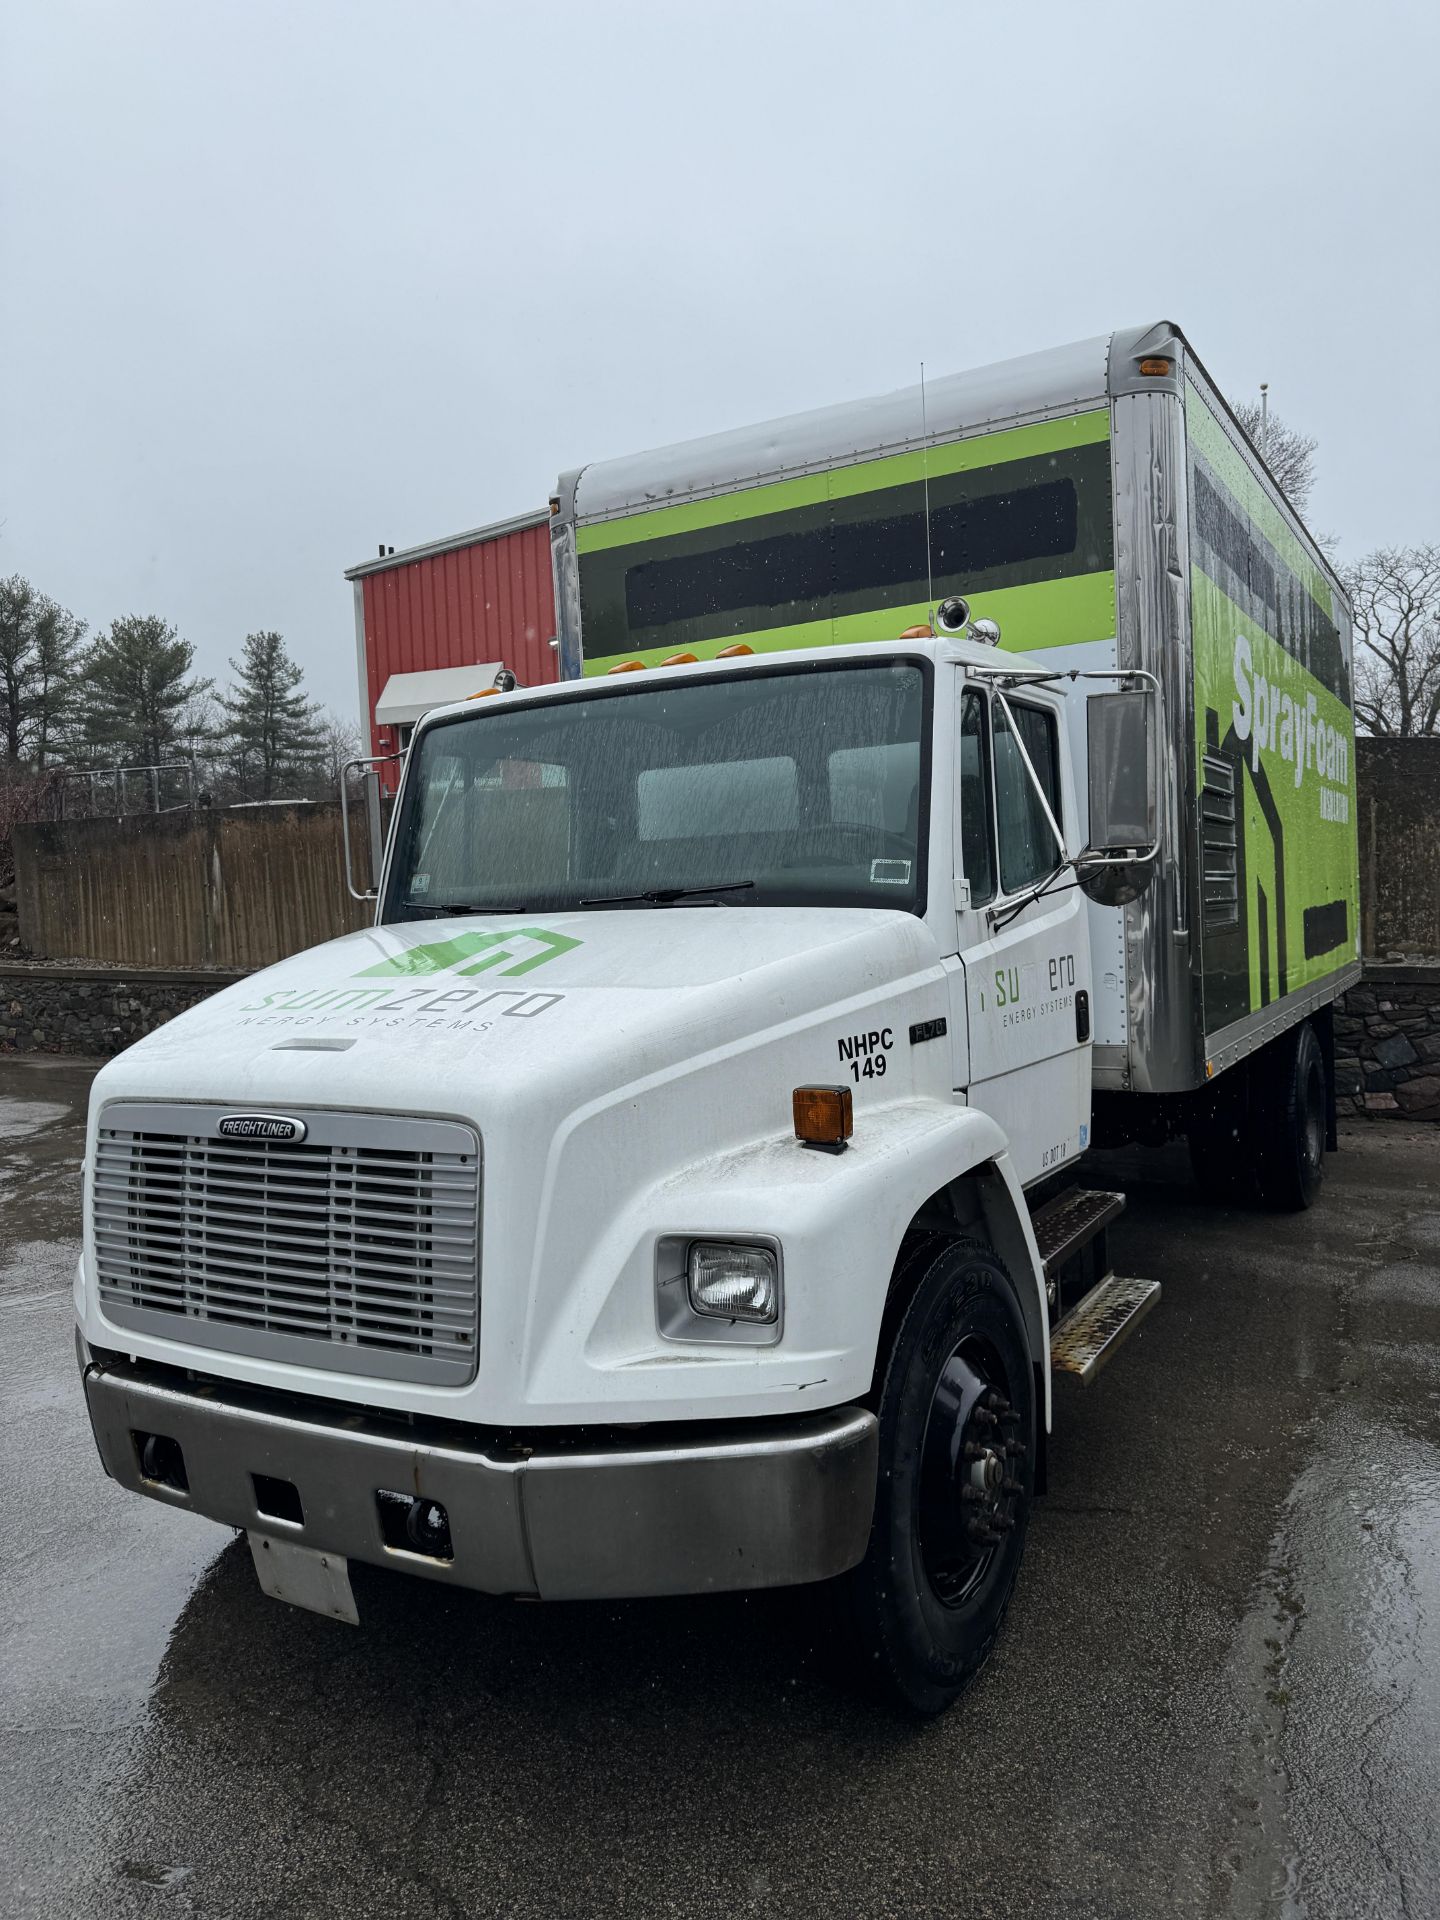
[793,1085,853,1152]
[1138,356,1172,377]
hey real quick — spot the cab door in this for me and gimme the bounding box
[948,680,1092,1188]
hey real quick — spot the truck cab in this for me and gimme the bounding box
[77,625,1157,1714]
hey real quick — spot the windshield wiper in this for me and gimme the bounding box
[577,881,756,907]
[401,901,530,917]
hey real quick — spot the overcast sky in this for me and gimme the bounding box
[4,0,1437,718]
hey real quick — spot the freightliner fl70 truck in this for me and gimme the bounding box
[78,323,1359,1712]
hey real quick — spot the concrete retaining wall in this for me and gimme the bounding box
[13,802,369,971]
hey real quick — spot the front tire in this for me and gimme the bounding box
[843,1239,1036,1716]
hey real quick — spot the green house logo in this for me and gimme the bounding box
[356,928,582,981]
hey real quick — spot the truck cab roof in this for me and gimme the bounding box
[417,635,1053,737]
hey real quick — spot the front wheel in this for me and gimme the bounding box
[843,1239,1036,1716]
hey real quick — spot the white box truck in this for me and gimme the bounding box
[78,323,1359,1713]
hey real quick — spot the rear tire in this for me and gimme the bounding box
[842,1239,1035,1716]
[1255,1021,1327,1212]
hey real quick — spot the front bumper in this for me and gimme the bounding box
[80,1350,878,1601]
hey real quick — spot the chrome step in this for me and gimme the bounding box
[1030,1185,1126,1277]
[1049,1274,1161,1385]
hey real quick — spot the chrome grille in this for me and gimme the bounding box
[93,1103,480,1386]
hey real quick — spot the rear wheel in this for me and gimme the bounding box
[843,1239,1035,1716]
[1255,1021,1327,1211]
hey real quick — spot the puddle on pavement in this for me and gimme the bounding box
[0,1098,73,1143]
[1224,1401,1440,1919]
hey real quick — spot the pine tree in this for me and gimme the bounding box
[219,631,326,801]
[80,616,213,799]
[0,577,37,765]
[0,575,87,767]
[29,597,88,767]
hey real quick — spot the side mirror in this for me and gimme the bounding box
[1078,690,1158,905]
[340,754,398,904]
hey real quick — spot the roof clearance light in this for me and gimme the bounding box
[1138,357,1172,377]
[607,660,646,674]
[899,624,934,639]
[467,688,501,699]
[660,652,699,667]
[716,644,754,658]
[793,1085,853,1153]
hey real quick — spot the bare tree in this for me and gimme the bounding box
[1232,401,1318,516]
[315,710,362,788]
[1345,545,1440,736]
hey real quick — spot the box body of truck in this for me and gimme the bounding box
[549,321,1360,1101]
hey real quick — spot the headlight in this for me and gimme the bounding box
[687,1241,779,1324]
[655,1234,783,1345]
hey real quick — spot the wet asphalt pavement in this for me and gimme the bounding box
[3,1055,1439,1919]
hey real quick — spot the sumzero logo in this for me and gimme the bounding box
[356,928,582,981]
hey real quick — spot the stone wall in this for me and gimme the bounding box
[4,961,1437,1123]
[0,964,241,1057]
[1334,966,1440,1120]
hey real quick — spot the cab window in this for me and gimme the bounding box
[993,700,1062,893]
[958,690,996,907]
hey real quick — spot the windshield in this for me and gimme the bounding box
[385,659,929,918]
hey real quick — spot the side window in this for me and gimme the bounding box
[993,700,1062,893]
[958,690,996,906]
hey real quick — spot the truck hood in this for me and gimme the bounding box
[93,907,944,1116]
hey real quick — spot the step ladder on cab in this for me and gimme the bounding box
[1029,1185,1161,1386]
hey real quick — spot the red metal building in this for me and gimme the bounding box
[344,508,559,770]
